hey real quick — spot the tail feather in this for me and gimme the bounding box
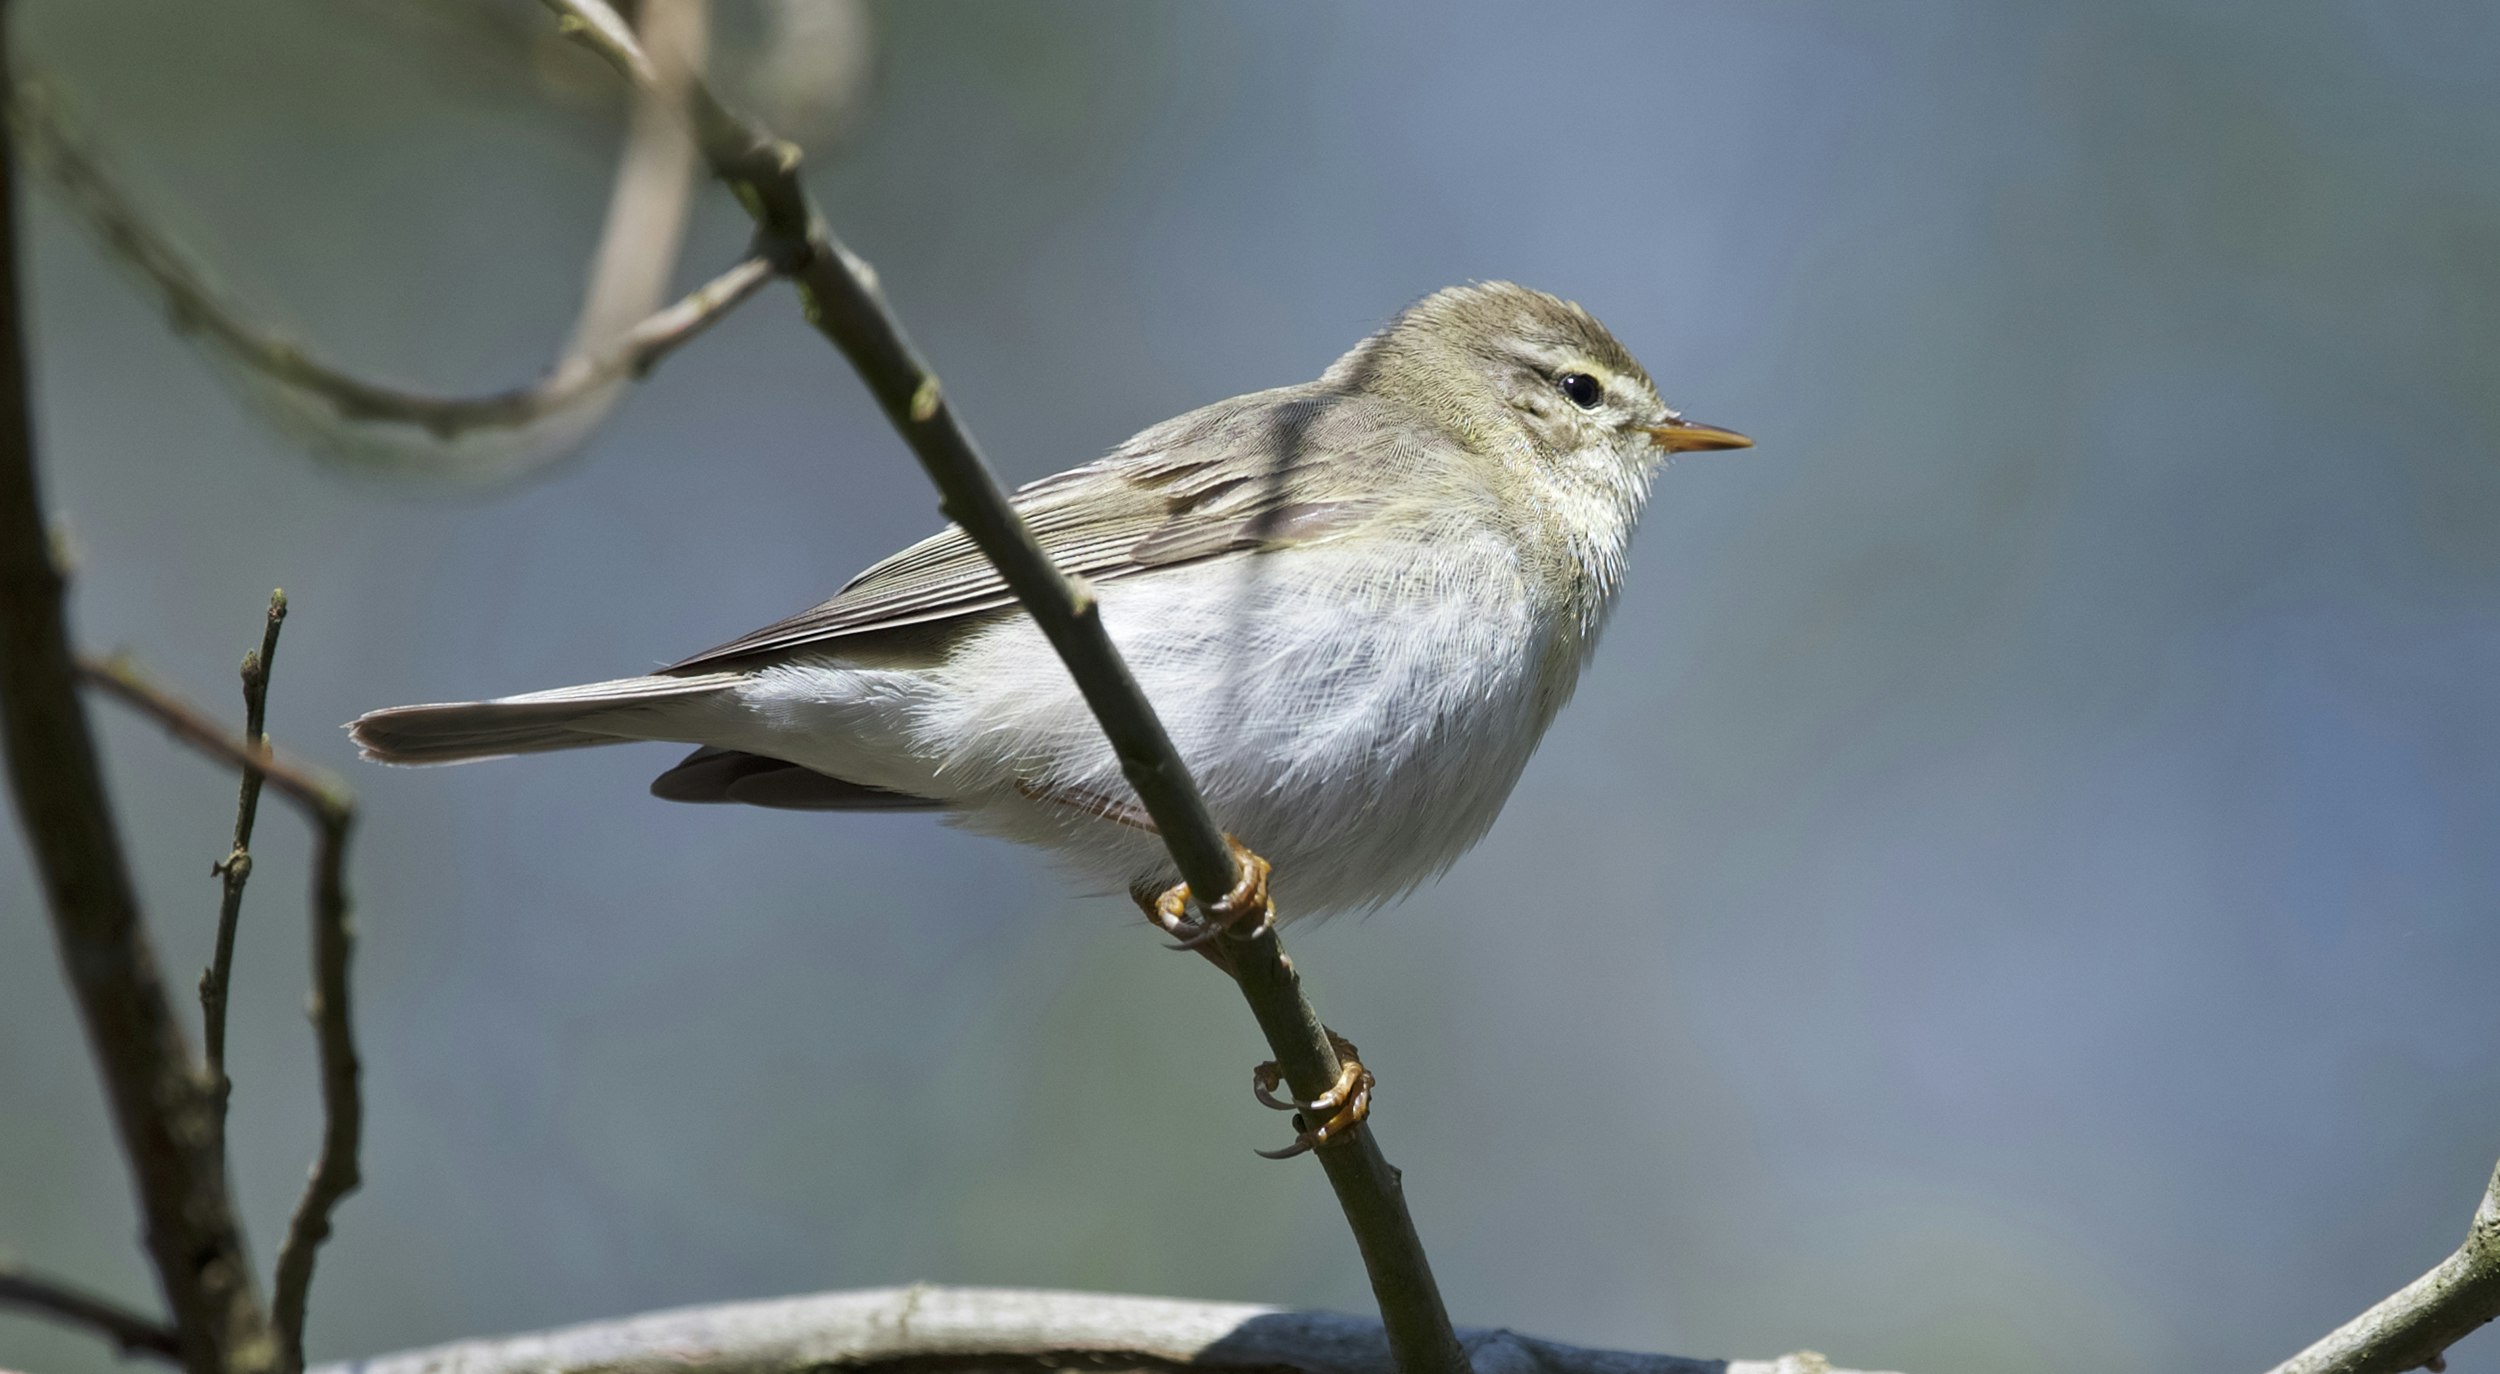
[649,745,947,811]
[350,672,741,765]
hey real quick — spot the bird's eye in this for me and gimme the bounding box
[1557,372,1603,410]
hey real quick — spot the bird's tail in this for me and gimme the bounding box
[349,672,743,765]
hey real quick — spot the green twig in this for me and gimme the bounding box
[202,589,286,1113]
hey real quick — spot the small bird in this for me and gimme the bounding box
[352,282,1748,918]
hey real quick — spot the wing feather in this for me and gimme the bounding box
[668,387,1398,670]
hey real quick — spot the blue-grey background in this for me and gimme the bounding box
[6,4,2499,1372]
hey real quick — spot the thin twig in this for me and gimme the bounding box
[6,9,766,483]
[2267,1158,2500,1374]
[268,793,359,1374]
[203,589,288,1114]
[77,655,363,1374]
[311,1285,1883,1374]
[534,9,1466,1374]
[0,12,278,1371]
[0,1262,184,1362]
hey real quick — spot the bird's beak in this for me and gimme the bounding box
[1642,418,1754,453]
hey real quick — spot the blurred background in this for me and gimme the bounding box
[5,3,2499,1372]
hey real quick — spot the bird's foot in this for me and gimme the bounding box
[1133,835,1276,952]
[1252,1029,1372,1159]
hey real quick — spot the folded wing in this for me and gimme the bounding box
[666,387,1393,671]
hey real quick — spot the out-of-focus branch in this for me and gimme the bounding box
[203,589,288,1128]
[0,1262,183,1362]
[315,1285,1881,1374]
[352,1,874,154]
[5,0,744,482]
[559,0,706,365]
[535,9,1466,1374]
[0,8,278,1369]
[2267,1158,2500,1374]
[76,655,363,1374]
[737,0,876,153]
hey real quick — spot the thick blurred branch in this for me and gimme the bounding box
[316,1285,1878,1374]
[0,10,278,1371]
[0,1263,182,1362]
[557,0,707,382]
[357,0,873,154]
[2267,1158,2500,1374]
[537,8,1465,1374]
[77,655,364,1374]
[5,0,750,482]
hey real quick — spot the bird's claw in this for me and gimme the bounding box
[1143,836,1276,950]
[1128,839,1365,1156]
[1251,1030,1372,1159]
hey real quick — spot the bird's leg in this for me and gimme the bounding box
[1125,844,1367,1156]
[1020,780,1271,968]
[1117,837,1364,1156]
[1136,835,1276,953]
[1251,1029,1373,1159]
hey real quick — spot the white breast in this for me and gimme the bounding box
[910,529,1575,914]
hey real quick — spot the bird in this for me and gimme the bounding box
[351,282,1749,921]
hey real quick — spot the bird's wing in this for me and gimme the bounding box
[667,388,1393,671]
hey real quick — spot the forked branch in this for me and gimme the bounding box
[77,656,363,1374]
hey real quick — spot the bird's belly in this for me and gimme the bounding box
[920,540,1561,914]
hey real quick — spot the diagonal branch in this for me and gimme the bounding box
[2266,1157,2500,1374]
[78,655,363,1374]
[0,8,278,1369]
[7,0,754,483]
[0,1262,184,1362]
[535,8,1465,1374]
[80,656,350,816]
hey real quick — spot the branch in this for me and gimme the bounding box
[203,589,288,1122]
[80,656,351,817]
[535,7,1465,1373]
[268,789,360,1374]
[7,0,759,483]
[75,656,363,1374]
[554,0,710,378]
[0,1262,183,1362]
[313,1285,1882,1374]
[0,9,279,1370]
[2267,1158,2500,1374]
[546,5,1242,895]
